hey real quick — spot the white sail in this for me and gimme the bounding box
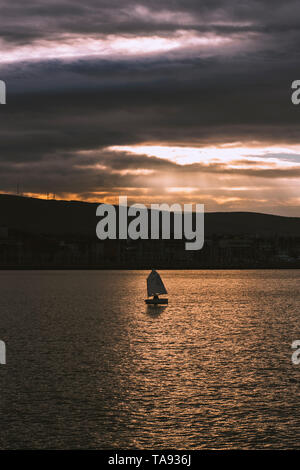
[147,270,167,297]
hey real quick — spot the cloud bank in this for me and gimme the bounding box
[1,1,300,215]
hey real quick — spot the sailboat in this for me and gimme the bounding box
[145,269,168,304]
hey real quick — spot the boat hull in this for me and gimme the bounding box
[145,298,168,304]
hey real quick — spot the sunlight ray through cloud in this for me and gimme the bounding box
[0,32,232,64]
[109,144,300,168]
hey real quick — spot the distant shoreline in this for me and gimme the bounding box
[1,266,300,270]
[1,195,300,270]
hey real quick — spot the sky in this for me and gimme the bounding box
[1,0,300,215]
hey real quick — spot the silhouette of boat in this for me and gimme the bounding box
[145,269,168,304]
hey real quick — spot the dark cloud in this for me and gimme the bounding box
[1,1,300,43]
[1,0,300,214]
[1,52,299,161]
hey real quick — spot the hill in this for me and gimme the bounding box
[0,194,300,237]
